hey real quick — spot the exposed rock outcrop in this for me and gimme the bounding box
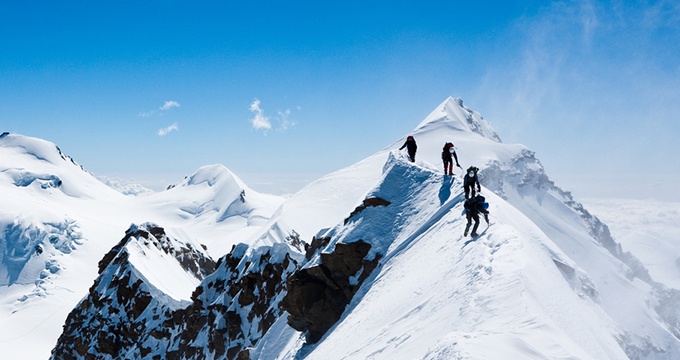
[167,242,301,359]
[280,240,381,343]
[344,197,391,224]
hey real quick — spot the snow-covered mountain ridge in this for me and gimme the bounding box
[250,147,678,359]
[2,97,680,359]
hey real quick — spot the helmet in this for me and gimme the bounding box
[407,136,414,140]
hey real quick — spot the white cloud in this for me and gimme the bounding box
[278,109,297,131]
[158,123,178,136]
[139,101,180,117]
[249,99,299,133]
[249,99,272,131]
[160,101,181,110]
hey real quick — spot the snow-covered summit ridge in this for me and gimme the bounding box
[0,133,123,199]
[97,222,216,302]
[415,97,502,143]
[152,164,284,226]
[0,133,88,171]
[277,97,510,242]
[177,164,248,189]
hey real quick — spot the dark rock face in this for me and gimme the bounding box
[305,236,331,260]
[280,240,381,343]
[51,224,302,360]
[171,243,301,359]
[280,196,392,344]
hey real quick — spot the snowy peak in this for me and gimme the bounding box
[255,150,665,359]
[0,133,122,199]
[97,223,216,292]
[0,134,87,171]
[51,223,218,360]
[150,164,284,227]
[416,97,502,142]
[177,164,247,190]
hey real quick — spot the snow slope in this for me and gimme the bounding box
[137,164,285,257]
[258,152,630,359]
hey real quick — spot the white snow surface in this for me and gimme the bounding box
[2,98,680,359]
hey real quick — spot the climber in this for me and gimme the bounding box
[464,166,481,199]
[399,135,417,162]
[463,194,489,237]
[442,142,462,175]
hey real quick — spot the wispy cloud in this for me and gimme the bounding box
[250,99,272,131]
[278,109,297,131]
[160,101,181,110]
[249,99,298,133]
[158,123,178,136]
[139,101,181,117]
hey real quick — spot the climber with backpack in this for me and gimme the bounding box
[464,166,481,199]
[463,194,489,237]
[400,135,417,162]
[442,142,462,175]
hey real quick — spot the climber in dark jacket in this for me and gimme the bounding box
[464,194,489,237]
[400,136,417,162]
[464,166,481,199]
[442,142,462,175]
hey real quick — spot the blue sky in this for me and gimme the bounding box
[1,1,679,199]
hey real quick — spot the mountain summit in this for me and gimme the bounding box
[415,97,502,143]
